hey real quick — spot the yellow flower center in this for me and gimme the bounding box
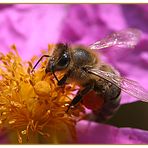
[34,81,51,96]
[0,45,85,144]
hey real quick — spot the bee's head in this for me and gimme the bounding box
[45,43,70,73]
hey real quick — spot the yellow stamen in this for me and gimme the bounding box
[21,130,27,135]
[0,44,85,144]
[9,120,16,124]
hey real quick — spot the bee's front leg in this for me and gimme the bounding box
[57,70,71,86]
[57,75,68,86]
[66,83,94,113]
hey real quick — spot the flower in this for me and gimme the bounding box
[0,45,84,144]
[0,4,148,144]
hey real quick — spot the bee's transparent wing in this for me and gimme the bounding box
[87,67,148,102]
[89,28,141,50]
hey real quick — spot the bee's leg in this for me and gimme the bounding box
[57,74,68,86]
[51,69,60,83]
[57,70,71,86]
[66,83,93,113]
[51,69,69,85]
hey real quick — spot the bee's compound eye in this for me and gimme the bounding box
[58,53,69,67]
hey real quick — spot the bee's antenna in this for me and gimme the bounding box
[31,55,51,73]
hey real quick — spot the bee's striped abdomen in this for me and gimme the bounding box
[93,94,121,122]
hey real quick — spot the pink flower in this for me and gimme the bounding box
[0,4,148,144]
[76,121,148,144]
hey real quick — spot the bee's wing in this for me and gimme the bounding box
[86,67,148,102]
[89,28,141,50]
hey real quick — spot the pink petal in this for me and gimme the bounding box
[0,4,66,60]
[0,131,10,144]
[122,5,148,33]
[59,4,111,45]
[76,120,148,144]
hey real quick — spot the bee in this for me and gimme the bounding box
[32,28,148,122]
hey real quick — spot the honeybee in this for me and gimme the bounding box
[32,28,148,122]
